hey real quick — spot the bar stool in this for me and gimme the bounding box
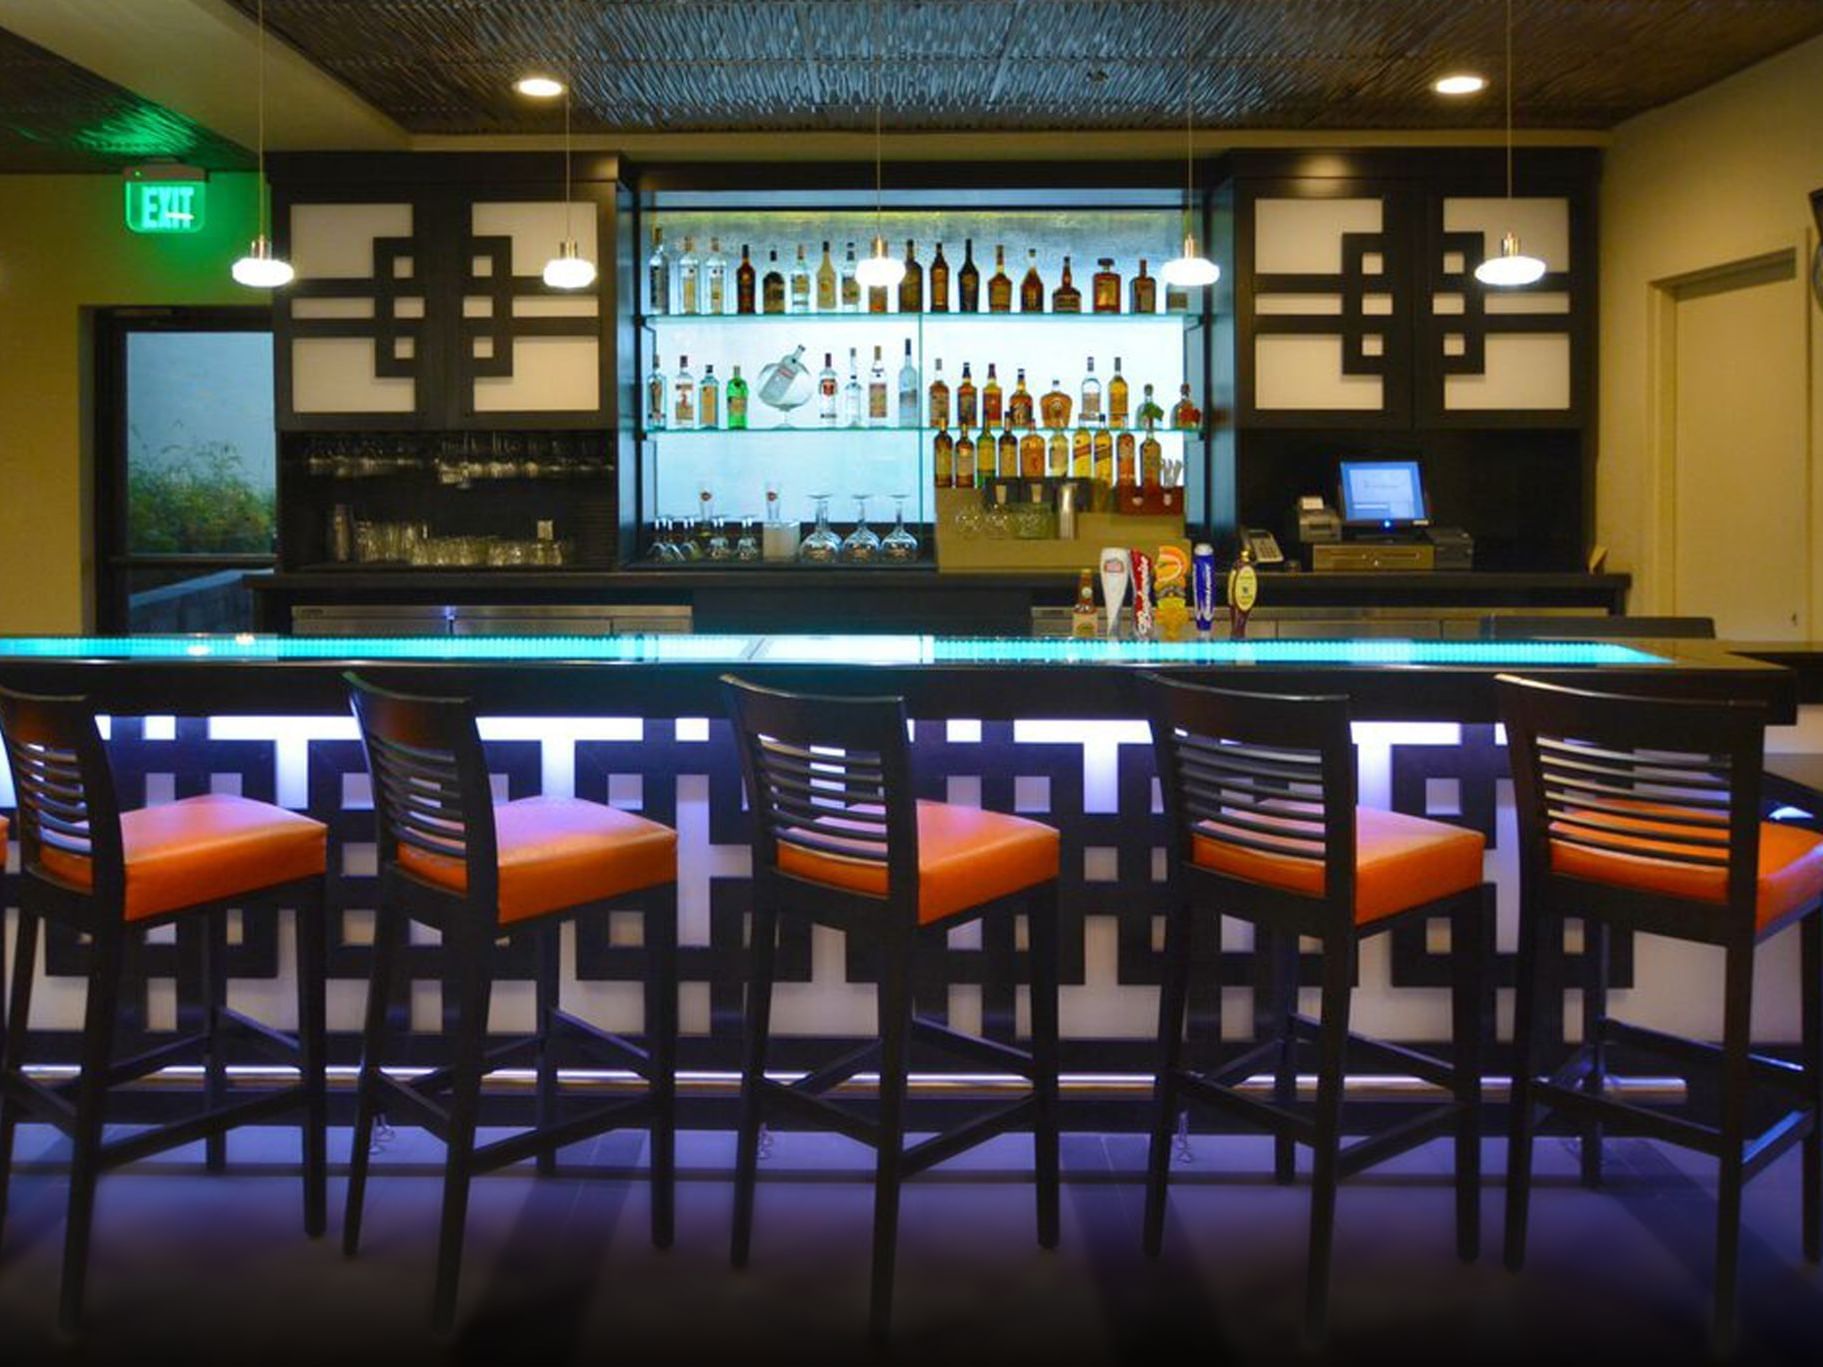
[341,672,679,1333]
[1498,674,1823,1356]
[722,675,1062,1342]
[1139,674,1489,1345]
[0,686,327,1333]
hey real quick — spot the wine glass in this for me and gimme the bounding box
[840,495,882,564]
[799,495,842,563]
[881,494,920,562]
[705,516,734,562]
[735,519,762,563]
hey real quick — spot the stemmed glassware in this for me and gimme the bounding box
[839,495,881,564]
[880,494,920,562]
[799,494,842,563]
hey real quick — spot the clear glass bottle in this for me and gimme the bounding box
[646,226,670,315]
[1171,383,1202,431]
[987,245,1012,313]
[1108,356,1130,428]
[840,242,860,311]
[677,237,700,315]
[927,359,949,429]
[790,244,812,312]
[899,240,923,314]
[1040,376,1072,430]
[762,249,785,314]
[842,347,864,427]
[982,363,1003,426]
[700,364,720,429]
[929,243,949,312]
[867,345,889,427]
[1137,382,1165,431]
[958,238,980,312]
[1092,257,1121,313]
[1008,368,1034,429]
[726,365,749,430]
[957,362,978,428]
[757,344,807,407]
[1047,430,1069,476]
[645,358,667,430]
[1051,255,1081,313]
[673,354,696,429]
[735,244,756,314]
[1165,275,1189,314]
[897,339,919,427]
[703,237,727,314]
[816,240,837,311]
[1019,248,1044,312]
[1080,357,1103,424]
[817,351,839,425]
[1130,259,1156,314]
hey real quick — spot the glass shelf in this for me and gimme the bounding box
[642,425,1197,439]
[644,311,1195,327]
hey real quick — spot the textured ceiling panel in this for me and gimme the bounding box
[0,25,252,173]
[222,0,1823,133]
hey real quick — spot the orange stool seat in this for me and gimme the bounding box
[38,793,326,921]
[776,798,1061,925]
[1193,805,1485,925]
[396,794,677,924]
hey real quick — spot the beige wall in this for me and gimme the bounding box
[0,172,259,632]
[1599,33,1823,618]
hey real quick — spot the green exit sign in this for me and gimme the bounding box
[124,176,206,234]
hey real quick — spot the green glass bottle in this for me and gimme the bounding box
[726,365,749,429]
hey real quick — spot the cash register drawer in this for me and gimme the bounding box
[1311,542,1436,572]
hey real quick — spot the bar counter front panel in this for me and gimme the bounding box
[0,634,1812,1115]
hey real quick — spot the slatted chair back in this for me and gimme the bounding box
[1496,674,1767,922]
[721,675,919,920]
[345,671,500,911]
[1143,673,1358,917]
[0,686,125,905]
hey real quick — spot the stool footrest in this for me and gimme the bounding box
[1290,1015,1457,1091]
[758,1077,880,1146]
[373,1069,452,1142]
[96,1087,305,1172]
[1597,1018,1811,1098]
[470,1094,658,1174]
[409,1036,543,1097]
[795,1040,881,1097]
[1533,1077,1721,1155]
[1336,1103,1459,1180]
[94,1032,210,1092]
[215,1008,303,1066]
[1743,1107,1814,1183]
[550,1009,655,1078]
[1208,1038,1290,1092]
[910,1016,1036,1079]
[1175,1070,1318,1142]
[1,1070,79,1130]
[901,1095,1039,1178]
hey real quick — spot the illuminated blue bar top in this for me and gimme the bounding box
[0,634,1666,667]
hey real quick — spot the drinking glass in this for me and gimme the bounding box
[840,495,881,564]
[705,517,734,562]
[881,494,920,562]
[799,495,842,563]
[735,519,762,563]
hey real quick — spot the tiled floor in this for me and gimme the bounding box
[0,1122,1820,1365]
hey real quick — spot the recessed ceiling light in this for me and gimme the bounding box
[515,75,565,98]
[1433,73,1488,96]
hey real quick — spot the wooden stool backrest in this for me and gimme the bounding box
[0,685,124,903]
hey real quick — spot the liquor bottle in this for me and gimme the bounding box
[758,344,807,407]
[1019,249,1044,312]
[1130,259,1156,314]
[899,241,923,314]
[1141,425,1163,489]
[959,239,981,311]
[1040,376,1072,430]
[1071,569,1100,638]
[933,428,954,488]
[868,274,889,314]
[997,427,1017,479]
[673,354,696,429]
[928,359,950,429]
[897,339,919,427]
[1092,257,1121,313]
[955,427,976,489]
[1051,255,1081,313]
[645,358,667,430]
[957,362,978,428]
[646,226,670,315]
[1171,383,1202,431]
[1071,424,1093,478]
[1165,275,1189,314]
[704,237,727,314]
[817,351,839,425]
[840,242,860,311]
[762,249,785,314]
[1092,424,1113,484]
[929,243,949,312]
[1137,382,1165,430]
[987,245,1012,312]
[1108,356,1130,428]
[727,365,749,429]
[867,345,889,427]
[1047,430,1069,477]
[735,245,756,314]
[816,241,837,311]
[1008,368,1034,429]
[700,364,721,428]
[977,421,997,479]
[1080,357,1103,424]
[841,347,864,427]
[678,237,700,315]
[1019,429,1045,478]
[1116,430,1137,487]
[982,363,1003,426]
[790,245,812,312]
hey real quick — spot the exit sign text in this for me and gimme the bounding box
[125,180,206,234]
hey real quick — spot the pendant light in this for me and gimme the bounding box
[1474,0,1546,288]
[1160,0,1218,290]
[853,0,905,292]
[542,0,596,290]
[231,0,294,289]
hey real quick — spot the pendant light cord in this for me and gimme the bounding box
[255,0,267,240]
[872,0,884,243]
[1503,0,1514,204]
[1182,0,1194,238]
[563,0,575,242]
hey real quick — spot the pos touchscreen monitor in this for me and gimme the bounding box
[1338,459,1429,531]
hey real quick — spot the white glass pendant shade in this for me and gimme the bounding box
[542,240,597,290]
[1473,231,1546,287]
[854,236,905,290]
[514,75,565,98]
[231,235,294,289]
[1159,234,1220,288]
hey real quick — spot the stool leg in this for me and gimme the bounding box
[1803,911,1821,1264]
[0,907,41,1239]
[203,909,230,1173]
[731,899,777,1268]
[1028,883,1061,1250]
[1302,933,1352,1349]
[295,882,328,1238]
[1271,926,1300,1185]
[1451,894,1487,1263]
[1712,938,1754,1360]
[534,920,560,1180]
[344,901,403,1257]
[868,936,913,1344]
[59,925,125,1335]
[645,885,679,1250]
[1143,897,1194,1257]
[432,925,494,1336]
[1504,900,1550,1273]
[1579,919,1609,1190]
